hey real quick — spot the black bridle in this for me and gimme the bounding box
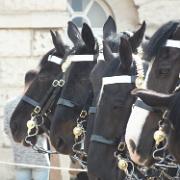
[23,42,99,154]
[22,57,66,137]
[90,74,137,146]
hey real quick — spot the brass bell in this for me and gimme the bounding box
[135,76,144,88]
[118,159,128,171]
[27,120,36,134]
[153,128,166,146]
[73,124,83,139]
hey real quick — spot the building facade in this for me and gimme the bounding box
[0,0,180,107]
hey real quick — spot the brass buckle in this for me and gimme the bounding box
[52,79,65,87]
[118,142,126,151]
[33,106,41,114]
[80,110,87,118]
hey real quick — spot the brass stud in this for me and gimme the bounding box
[153,128,166,146]
[73,124,83,139]
[118,159,128,171]
[27,120,36,134]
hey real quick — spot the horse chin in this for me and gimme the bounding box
[128,146,154,167]
[12,131,26,143]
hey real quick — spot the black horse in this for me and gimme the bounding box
[125,20,180,167]
[50,16,146,155]
[50,22,99,154]
[87,37,148,180]
[10,30,69,144]
[131,88,180,164]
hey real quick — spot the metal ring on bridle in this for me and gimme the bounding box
[52,79,65,87]
[80,110,88,119]
[158,119,164,127]
[118,142,126,151]
[33,106,41,114]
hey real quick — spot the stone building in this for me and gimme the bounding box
[0,0,180,107]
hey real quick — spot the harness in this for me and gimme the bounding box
[24,46,99,153]
[24,52,66,153]
[128,38,180,179]
[88,57,146,179]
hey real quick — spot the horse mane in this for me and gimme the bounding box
[143,21,180,61]
[39,48,56,68]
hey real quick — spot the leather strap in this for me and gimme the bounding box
[88,107,96,114]
[134,99,154,112]
[22,95,40,107]
[90,134,116,145]
[57,98,76,108]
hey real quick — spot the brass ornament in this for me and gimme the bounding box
[153,128,166,146]
[73,124,83,139]
[118,159,128,171]
[27,119,36,134]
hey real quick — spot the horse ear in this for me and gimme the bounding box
[67,21,83,45]
[129,21,146,53]
[50,30,66,56]
[131,88,173,108]
[103,40,114,62]
[103,16,117,39]
[119,37,132,71]
[81,23,95,51]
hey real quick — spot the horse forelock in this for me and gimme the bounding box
[143,21,180,61]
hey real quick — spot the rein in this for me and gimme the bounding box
[24,52,66,153]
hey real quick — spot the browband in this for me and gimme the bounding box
[133,98,154,112]
[165,40,180,49]
[97,52,119,61]
[102,75,136,86]
[67,55,95,62]
[48,55,96,65]
[48,53,123,64]
[48,55,63,65]
[124,31,134,37]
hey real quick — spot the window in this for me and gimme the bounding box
[67,0,113,32]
